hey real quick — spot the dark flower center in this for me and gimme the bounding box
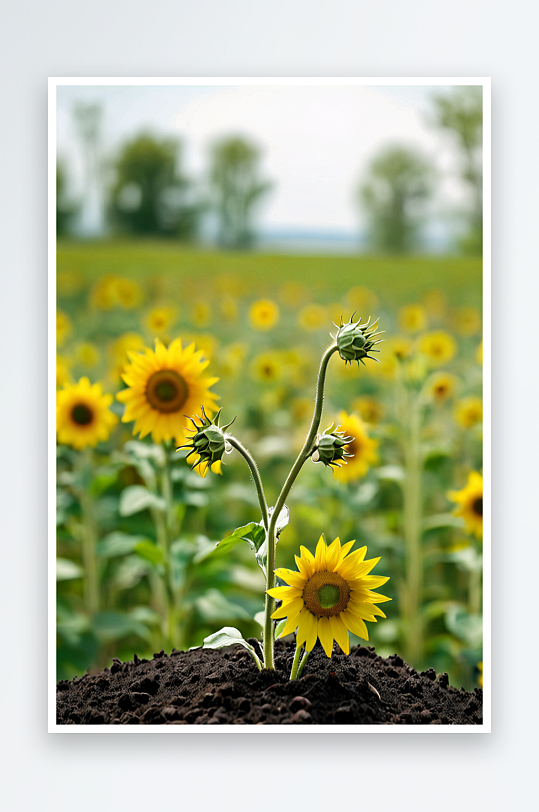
[146,370,188,413]
[71,403,94,426]
[303,571,351,617]
[473,497,483,517]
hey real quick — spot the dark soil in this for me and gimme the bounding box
[56,640,482,726]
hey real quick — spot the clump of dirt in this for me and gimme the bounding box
[56,640,482,725]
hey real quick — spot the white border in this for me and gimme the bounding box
[49,76,490,734]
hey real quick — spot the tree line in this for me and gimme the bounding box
[57,87,482,254]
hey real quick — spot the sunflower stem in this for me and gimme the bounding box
[263,342,339,670]
[226,436,269,531]
[156,442,176,650]
[297,648,311,679]
[289,640,305,681]
[78,448,100,617]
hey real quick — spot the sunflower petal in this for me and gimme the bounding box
[325,538,341,571]
[270,596,304,619]
[317,617,334,657]
[342,611,369,640]
[274,568,306,589]
[330,614,350,654]
[266,586,302,600]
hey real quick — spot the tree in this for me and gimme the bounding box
[109,133,199,238]
[209,137,272,249]
[431,86,483,254]
[56,161,78,237]
[359,146,435,254]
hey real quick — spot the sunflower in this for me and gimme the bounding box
[144,306,178,338]
[298,303,326,331]
[268,536,390,657]
[452,306,481,337]
[57,310,72,348]
[455,396,483,428]
[249,299,279,330]
[116,338,219,445]
[448,471,483,539]
[115,278,143,309]
[108,332,146,381]
[399,304,427,333]
[426,372,457,403]
[418,331,457,366]
[351,395,384,425]
[346,286,379,312]
[57,377,118,450]
[75,341,100,369]
[56,356,72,389]
[331,411,378,482]
[250,351,282,383]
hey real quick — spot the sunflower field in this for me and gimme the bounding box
[56,241,483,690]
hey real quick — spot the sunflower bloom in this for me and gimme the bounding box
[144,306,178,338]
[57,311,72,348]
[331,411,378,482]
[455,396,483,428]
[249,299,279,330]
[116,338,219,445]
[399,304,427,333]
[268,536,390,657]
[448,471,483,539]
[418,331,457,366]
[57,377,118,450]
[426,372,457,403]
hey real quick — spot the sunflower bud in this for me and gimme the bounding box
[334,314,384,366]
[177,407,235,471]
[311,423,354,468]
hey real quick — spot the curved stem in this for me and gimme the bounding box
[297,648,311,679]
[263,342,339,669]
[289,640,304,681]
[227,436,269,531]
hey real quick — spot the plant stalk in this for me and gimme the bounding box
[263,342,338,669]
[227,436,269,530]
[289,640,305,680]
[78,448,99,617]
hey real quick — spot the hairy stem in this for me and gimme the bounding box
[289,640,304,681]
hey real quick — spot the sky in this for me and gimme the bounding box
[55,81,472,244]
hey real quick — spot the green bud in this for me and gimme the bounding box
[177,407,236,470]
[311,423,354,468]
[333,314,384,366]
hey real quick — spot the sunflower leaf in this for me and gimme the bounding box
[201,626,262,669]
[119,485,166,516]
[217,521,266,555]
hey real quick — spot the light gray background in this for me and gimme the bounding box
[1,1,532,810]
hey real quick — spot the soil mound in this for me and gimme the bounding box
[56,640,483,726]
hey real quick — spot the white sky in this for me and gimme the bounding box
[56,82,471,234]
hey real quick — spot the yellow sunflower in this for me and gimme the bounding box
[426,372,457,403]
[250,351,282,383]
[332,411,378,482]
[298,303,327,331]
[418,331,457,366]
[448,471,483,539]
[351,395,384,425]
[57,310,72,348]
[144,306,178,338]
[452,306,481,337]
[346,286,379,313]
[399,304,427,333]
[116,338,219,445]
[56,356,72,389]
[249,299,279,330]
[115,278,143,310]
[57,377,118,450]
[268,536,390,657]
[75,341,100,369]
[476,341,483,365]
[455,396,483,428]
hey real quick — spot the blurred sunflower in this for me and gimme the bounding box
[249,299,279,330]
[399,304,427,333]
[75,341,100,369]
[426,372,457,403]
[455,396,483,428]
[279,281,310,307]
[114,278,143,310]
[108,332,146,380]
[89,275,119,310]
[452,306,481,337]
[298,303,326,331]
[56,356,72,389]
[57,377,118,450]
[476,341,483,365]
[218,342,248,378]
[57,268,84,296]
[117,338,219,445]
[346,286,379,313]
[448,471,483,539]
[219,296,238,322]
[418,331,457,366]
[332,411,378,482]
[144,306,178,338]
[192,301,211,327]
[351,395,384,424]
[56,310,72,348]
[268,536,390,657]
[422,289,446,319]
[250,351,282,383]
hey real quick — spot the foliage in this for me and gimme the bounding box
[109,133,200,238]
[359,146,435,254]
[209,136,272,249]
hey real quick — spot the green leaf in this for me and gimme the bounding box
[219,522,266,554]
[134,540,164,567]
[445,606,482,648]
[96,531,149,558]
[195,589,251,623]
[56,558,83,581]
[119,485,166,516]
[202,626,261,669]
[91,610,152,644]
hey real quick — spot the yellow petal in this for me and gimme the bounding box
[325,538,341,571]
[276,609,303,638]
[342,610,369,640]
[337,539,355,565]
[274,568,306,589]
[330,614,350,654]
[270,596,304,619]
[317,617,334,657]
[315,536,327,571]
[266,586,302,600]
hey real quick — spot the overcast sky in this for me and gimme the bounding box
[56,81,471,237]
